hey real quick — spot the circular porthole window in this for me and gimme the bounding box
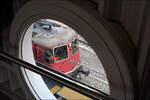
[8,0,135,100]
[21,18,110,99]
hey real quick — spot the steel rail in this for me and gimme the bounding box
[0,52,115,100]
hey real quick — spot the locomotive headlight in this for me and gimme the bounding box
[69,43,72,47]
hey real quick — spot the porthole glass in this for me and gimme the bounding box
[22,19,110,99]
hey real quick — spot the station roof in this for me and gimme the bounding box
[32,26,77,48]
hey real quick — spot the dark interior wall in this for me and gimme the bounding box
[120,0,146,47]
[13,0,30,14]
[99,0,147,48]
[137,3,150,84]
[0,0,148,48]
[0,0,13,30]
[103,0,121,21]
[0,91,12,100]
[0,0,13,51]
[0,0,148,49]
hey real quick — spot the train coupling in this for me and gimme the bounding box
[70,65,90,80]
[78,65,90,76]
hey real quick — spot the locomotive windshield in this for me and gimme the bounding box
[54,45,68,62]
[45,49,54,64]
[71,39,79,55]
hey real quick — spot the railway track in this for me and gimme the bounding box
[74,37,110,94]
[76,65,110,94]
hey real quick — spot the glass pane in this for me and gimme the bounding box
[21,19,110,99]
[54,45,68,61]
[72,39,79,55]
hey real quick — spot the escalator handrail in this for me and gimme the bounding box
[0,52,115,100]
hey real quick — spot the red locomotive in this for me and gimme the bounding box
[32,26,81,74]
[32,20,89,78]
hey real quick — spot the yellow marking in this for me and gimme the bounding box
[57,87,92,100]
[50,86,61,94]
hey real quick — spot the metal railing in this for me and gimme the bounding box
[0,52,115,100]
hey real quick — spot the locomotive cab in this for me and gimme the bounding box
[32,27,80,74]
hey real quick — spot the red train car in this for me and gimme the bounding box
[32,27,80,74]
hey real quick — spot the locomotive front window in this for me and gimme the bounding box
[72,39,79,55]
[54,45,68,62]
[45,49,54,64]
